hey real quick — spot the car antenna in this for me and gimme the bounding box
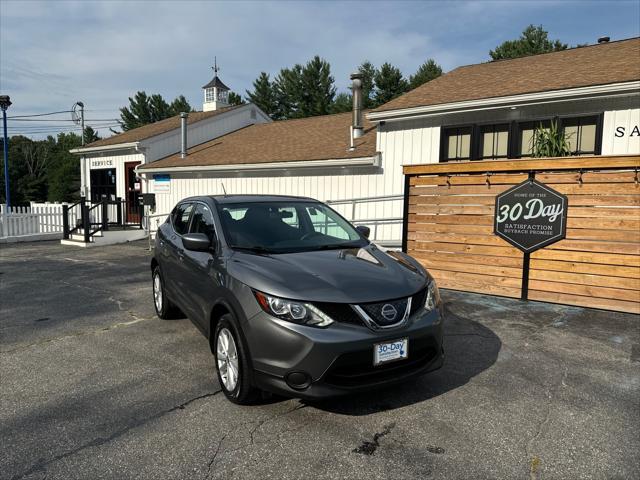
[221,182,228,196]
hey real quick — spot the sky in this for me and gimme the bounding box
[1,0,639,139]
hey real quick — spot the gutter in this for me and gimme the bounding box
[136,153,382,175]
[367,81,640,123]
[70,142,141,155]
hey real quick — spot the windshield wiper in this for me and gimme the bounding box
[230,245,274,254]
[313,242,362,251]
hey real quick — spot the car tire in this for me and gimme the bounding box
[214,314,260,405]
[152,266,179,320]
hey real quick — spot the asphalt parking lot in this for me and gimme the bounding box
[1,240,639,480]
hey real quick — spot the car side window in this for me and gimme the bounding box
[172,203,193,235]
[189,203,216,243]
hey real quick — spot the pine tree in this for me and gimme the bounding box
[246,72,277,117]
[228,92,245,106]
[119,92,192,130]
[409,59,442,90]
[83,126,100,144]
[273,64,304,119]
[490,25,568,60]
[299,56,336,117]
[331,92,352,114]
[168,95,193,115]
[358,61,377,109]
[373,63,408,106]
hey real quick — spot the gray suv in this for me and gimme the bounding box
[151,195,444,404]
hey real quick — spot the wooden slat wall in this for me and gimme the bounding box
[404,156,640,315]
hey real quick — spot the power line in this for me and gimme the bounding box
[9,118,120,122]
[7,110,72,119]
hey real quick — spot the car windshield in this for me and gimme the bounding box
[217,201,367,253]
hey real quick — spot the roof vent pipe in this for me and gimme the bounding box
[180,112,188,158]
[598,36,610,43]
[350,72,364,140]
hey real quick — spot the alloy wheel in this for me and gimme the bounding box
[216,328,240,391]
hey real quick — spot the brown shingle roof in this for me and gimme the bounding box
[373,37,640,114]
[84,106,242,148]
[139,111,376,170]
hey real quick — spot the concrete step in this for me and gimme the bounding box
[61,229,147,248]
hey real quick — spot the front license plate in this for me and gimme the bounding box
[373,338,408,366]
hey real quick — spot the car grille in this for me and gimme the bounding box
[323,336,439,387]
[358,298,409,327]
[313,287,428,329]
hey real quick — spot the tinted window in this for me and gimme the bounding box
[217,201,364,253]
[189,203,216,242]
[172,203,193,235]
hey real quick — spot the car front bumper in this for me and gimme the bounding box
[243,305,445,400]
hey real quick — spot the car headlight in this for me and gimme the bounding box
[253,291,333,328]
[424,280,440,312]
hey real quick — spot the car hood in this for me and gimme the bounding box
[227,244,430,304]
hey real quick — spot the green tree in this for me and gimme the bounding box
[169,95,192,115]
[228,91,245,106]
[490,25,568,60]
[298,55,336,117]
[47,132,82,202]
[273,64,304,120]
[246,72,277,118]
[358,61,377,109]
[409,59,442,90]
[373,63,408,106]
[83,126,100,144]
[119,91,193,131]
[331,92,352,114]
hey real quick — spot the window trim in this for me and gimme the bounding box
[440,124,474,162]
[187,201,218,243]
[439,112,604,162]
[170,202,194,237]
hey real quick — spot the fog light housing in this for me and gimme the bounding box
[285,371,311,390]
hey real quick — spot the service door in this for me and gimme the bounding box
[125,161,142,223]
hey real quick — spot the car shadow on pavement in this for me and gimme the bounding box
[305,302,501,415]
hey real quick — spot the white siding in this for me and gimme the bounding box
[87,152,144,200]
[602,108,640,155]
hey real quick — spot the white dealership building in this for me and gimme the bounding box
[73,37,640,245]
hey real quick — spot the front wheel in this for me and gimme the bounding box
[152,266,179,319]
[214,314,259,404]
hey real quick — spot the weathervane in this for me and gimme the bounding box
[212,56,219,76]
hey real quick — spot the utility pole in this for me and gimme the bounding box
[0,95,11,209]
[78,101,85,145]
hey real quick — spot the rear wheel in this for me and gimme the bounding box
[214,314,259,404]
[152,266,179,319]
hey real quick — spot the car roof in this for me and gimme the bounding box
[179,194,319,205]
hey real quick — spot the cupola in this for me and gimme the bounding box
[202,57,230,112]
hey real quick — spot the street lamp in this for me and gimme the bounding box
[0,95,11,209]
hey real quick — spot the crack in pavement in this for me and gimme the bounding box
[10,390,222,480]
[525,363,569,480]
[201,403,307,479]
[0,315,152,354]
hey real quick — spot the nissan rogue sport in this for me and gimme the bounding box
[151,195,444,404]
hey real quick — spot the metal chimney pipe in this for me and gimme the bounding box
[180,112,188,158]
[350,72,364,139]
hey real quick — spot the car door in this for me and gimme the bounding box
[163,202,194,312]
[181,202,224,329]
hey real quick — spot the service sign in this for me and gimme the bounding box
[494,179,568,253]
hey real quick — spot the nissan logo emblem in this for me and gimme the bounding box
[381,304,398,322]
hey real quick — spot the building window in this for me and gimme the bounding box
[205,88,215,103]
[517,120,551,158]
[479,124,509,159]
[562,116,599,155]
[443,126,472,161]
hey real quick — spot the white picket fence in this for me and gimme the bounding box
[0,202,76,242]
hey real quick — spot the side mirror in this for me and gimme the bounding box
[356,225,371,239]
[182,233,212,252]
